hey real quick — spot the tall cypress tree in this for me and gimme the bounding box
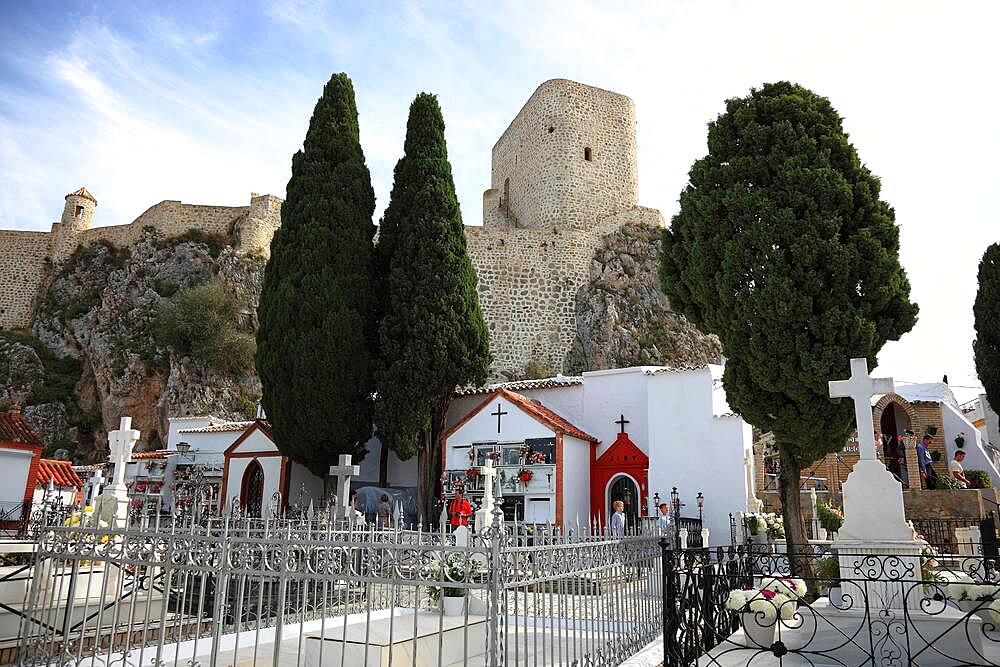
[376,93,491,522]
[660,82,917,567]
[975,244,1000,411]
[256,73,377,478]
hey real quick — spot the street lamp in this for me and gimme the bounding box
[696,492,704,522]
[175,441,191,454]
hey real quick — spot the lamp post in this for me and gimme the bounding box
[696,492,704,522]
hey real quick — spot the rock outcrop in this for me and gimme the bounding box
[567,223,722,373]
[0,228,264,462]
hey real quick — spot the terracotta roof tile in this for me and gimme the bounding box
[132,450,170,460]
[0,411,43,445]
[499,389,598,444]
[178,421,254,434]
[37,459,83,488]
[455,375,583,397]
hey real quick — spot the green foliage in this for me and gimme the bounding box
[935,475,964,490]
[659,82,917,554]
[155,282,255,374]
[817,502,844,533]
[256,73,378,477]
[966,469,992,489]
[153,279,179,297]
[975,246,1000,412]
[375,93,491,463]
[0,331,81,406]
[924,425,939,437]
[815,555,841,588]
[167,229,230,258]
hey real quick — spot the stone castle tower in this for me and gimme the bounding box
[0,78,669,380]
[467,79,663,378]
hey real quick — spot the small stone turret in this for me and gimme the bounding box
[235,192,283,258]
[51,187,97,262]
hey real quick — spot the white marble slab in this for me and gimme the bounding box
[304,611,486,667]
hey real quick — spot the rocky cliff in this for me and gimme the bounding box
[567,223,721,373]
[0,228,263,462]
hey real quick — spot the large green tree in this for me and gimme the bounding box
[256,73,377,477]
[375,93,491,522]
[975,244,1000,411]
[660,82,918,565]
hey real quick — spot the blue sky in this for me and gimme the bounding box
[1,1,998,400]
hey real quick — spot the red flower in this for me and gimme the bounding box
[759,589,777,600]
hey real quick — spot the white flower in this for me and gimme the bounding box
[726,589,752,611]
[761,577,807,599]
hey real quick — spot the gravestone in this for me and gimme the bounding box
[328,454,360,521]
[99,416,140,528]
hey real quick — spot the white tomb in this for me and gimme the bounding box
[304,611,486,667]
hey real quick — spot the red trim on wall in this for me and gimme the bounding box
[555,433,564,527]
[589,431,649,526]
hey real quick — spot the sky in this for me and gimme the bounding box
[1,1,997,402]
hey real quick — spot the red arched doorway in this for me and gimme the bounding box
[240,459,265,518]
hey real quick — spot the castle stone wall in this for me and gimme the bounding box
[489,79,637,231]
[467,207,662,377]
[0,193,280,331]
[0,231,50,329]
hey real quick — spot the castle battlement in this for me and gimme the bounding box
[1,78,659,380]
[0,189,282,330]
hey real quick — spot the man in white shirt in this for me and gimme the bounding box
[949,450,970,488]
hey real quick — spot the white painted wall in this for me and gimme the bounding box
[646,368,751,543]
[165,417,215,449]
[939,401,1000,486]
[580,368,649,458]
[355,436,419,488]
[561,435,592,527]
[445,395,554,466]
[0,449,31,504]
[288,462,325,505]
[223,429,283,512]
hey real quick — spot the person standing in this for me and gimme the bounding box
[950,450,971,488]
[449,489,472,528]
[657,502,672,536]
[610,500,626,537]
[916,435,935,489]
[377,494,392,528]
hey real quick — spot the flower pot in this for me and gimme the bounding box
[442,595,465,616]
[816,527,828,541]
[829,586,843,607]
[750,533,768,545]
[740,612,776,648]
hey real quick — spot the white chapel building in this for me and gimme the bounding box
[443,364,754,540]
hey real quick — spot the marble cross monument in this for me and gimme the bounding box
[329,454,360,521]
[101,416,141,526]
[474,458,498,536]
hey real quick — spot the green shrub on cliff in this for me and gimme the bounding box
[155,282,255,374]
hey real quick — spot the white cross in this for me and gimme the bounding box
[86,468,106,504]
[328,454,360,520]
[828,358,894,461]
[477,458,497,508]
[107,416,141,489]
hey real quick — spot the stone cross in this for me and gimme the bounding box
[474,459,497,536]
[107,417,140,491]
[828,358,894,461]
[86,468,106,505]
[328,454,359,520]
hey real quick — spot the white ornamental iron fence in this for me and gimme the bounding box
[15,498,665,667]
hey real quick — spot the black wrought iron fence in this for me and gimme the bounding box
[661,542,1000,666]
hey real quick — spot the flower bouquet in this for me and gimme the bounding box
[465,467,479,478]
[726,577,805,647]
[528,451,546,464]
[518,469,533,483]
[487,450,501,462]
[424,553,470,616]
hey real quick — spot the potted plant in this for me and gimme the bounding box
[815,555,842,604]
[817,503,844,540]
[966,469,992,489]
[743,514,767,544]
[726,577,805,648]
[426,554,468,616]
[935,475,963,490]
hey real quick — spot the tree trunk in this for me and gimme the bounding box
[378,440,389,487]
[416,395,452,529]
[776,441,815,584]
